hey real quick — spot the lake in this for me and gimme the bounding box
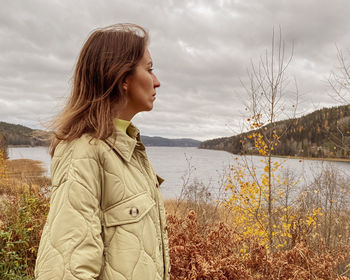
[8,146,350,199]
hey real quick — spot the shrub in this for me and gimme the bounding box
[167,210,350,280]
[0,158,50,280]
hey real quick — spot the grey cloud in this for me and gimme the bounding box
[1,0,349,141]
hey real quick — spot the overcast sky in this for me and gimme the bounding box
[1,0,350,141]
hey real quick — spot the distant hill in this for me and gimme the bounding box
[0,122,51,146]
[141,135,201,147]
[0,121,201,148]
[199,104,350,159]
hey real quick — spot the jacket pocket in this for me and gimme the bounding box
[103,191,155,227]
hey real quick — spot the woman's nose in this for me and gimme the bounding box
[153,74,160,88]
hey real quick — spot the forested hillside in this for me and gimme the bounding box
[0,122,51,146]
[200,104,350,159]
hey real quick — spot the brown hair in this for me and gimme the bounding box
[49,23,149,157]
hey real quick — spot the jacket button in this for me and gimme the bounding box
[129,207,139,217]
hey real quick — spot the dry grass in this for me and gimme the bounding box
[0,159,50,196]
[6,159,46,175]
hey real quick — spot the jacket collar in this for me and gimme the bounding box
[104,122,144,162]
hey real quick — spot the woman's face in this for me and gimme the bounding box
[123,48,160,118]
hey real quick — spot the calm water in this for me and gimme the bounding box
[8,146,350,198]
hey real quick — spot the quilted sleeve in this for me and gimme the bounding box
[35,157,104,280]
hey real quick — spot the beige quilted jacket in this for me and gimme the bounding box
[35,123,170,280]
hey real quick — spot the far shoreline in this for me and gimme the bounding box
[271,154,350,163]
[8,145,350,163]
[213,148,350,163]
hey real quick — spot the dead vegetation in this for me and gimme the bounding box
[1,157,350,279]
[166,209,350,280]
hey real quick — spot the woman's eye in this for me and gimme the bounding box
[148,68,154,73]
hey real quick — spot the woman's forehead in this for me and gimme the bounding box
[141,48,152,65]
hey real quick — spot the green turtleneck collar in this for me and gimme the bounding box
[113,118,131,135]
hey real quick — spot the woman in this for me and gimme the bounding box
[35,23,170,280]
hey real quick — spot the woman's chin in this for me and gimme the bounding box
[147,102,154,111]
[140,104,153,112]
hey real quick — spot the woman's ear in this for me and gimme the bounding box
[122,82,128,91]
[122,75,131,92]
